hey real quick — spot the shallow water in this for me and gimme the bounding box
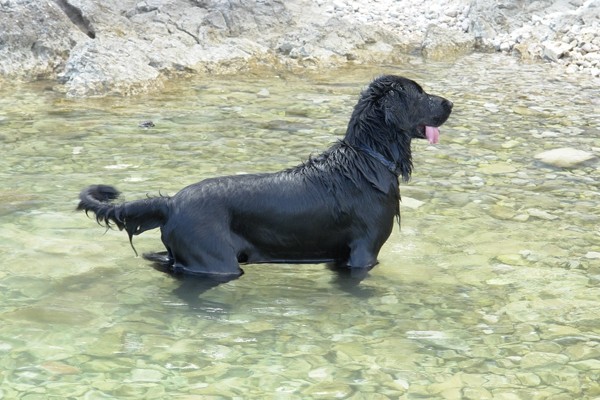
[0,53,599,399]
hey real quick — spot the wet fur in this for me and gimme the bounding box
[78,75,452,280]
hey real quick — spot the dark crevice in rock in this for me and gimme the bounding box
[174,23,201,44]
[123,4,159,19]
[52,0,96,39]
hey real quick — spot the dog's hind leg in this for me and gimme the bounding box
[166,229,243,280]
[143,249,176,275]
[143,250,172,265]
[171,254,243,281]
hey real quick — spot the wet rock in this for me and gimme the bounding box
[496,254,526,266]
[484,103,499,113]
[512,106,543,116]
[477,162,517,174]
[200,344,235,361]
[570,359,600,371]
[406,331,469,352]
[516,372,541,387]
[515,324,541,342]
[308,366,333,380]
[540,324,582,340]
[584,251,600,259]
[564,341,600,362]
[427,373,463,395]
[534,148,595,168]
[537,367,582,395]
[256,88,270,98]
[531,340,563,354]
[489,204,516,220]
[463,386,493,399]
[4,305,96,325]
[130,368,163,382]
[40,361,81,375]
[303,382,353,398]
[527,208,558,221]
[520,351,569,369]
[244,320,274,333]
[501,139,520,149]
[401,196,425,209]
[138,120,155,128]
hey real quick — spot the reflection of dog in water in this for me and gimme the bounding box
[78,75,453,282]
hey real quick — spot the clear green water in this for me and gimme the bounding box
[0,54,599,399]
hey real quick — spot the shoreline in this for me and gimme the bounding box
[0,0,597,97]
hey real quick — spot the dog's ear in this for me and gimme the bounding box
[382,90,409,130]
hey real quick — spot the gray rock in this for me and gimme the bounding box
[57,36,162,97]
[534,148,596,168]
[0,0,85,80]
[542,40,573,62]
[421,25,475,60]
[570,359,600,371]
[521,351,570,369]
[527,208,559,221]
[585,252,600,259]
[401,196,425,209]
[130,368,163,382]
[303,382,353,398]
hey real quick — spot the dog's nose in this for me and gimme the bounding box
[443,99,453,110]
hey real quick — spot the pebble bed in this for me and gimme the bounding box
[0,53,598,399]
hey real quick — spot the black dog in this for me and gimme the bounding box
[78,75,452,280]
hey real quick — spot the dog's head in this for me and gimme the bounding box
[364,75,453,144]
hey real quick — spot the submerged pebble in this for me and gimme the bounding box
[303,382,353,398]
[477,162,518,174]
[130,368,164,382]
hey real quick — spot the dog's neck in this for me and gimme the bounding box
[354,143,398,175]
[344,125,413,182]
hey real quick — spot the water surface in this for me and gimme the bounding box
[1,54,599,399]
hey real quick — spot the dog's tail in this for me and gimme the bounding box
[77,184,169,255]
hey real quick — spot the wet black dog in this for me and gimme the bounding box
[78,75,452,281]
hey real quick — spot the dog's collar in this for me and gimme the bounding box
[355,144,399,175]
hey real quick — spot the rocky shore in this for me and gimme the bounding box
[0,0,598,97]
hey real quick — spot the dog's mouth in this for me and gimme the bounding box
[417,125,441,144]
[416,97,452,144]
[425,126,440,144]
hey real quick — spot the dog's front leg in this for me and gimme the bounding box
[347,240,379,270]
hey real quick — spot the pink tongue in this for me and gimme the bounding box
[425,126,440,144]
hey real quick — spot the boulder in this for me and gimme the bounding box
[57,36,162,97]
[0,0,86,80]
[541,40,573,62]
[534,148,596,168]
[421,25,475,60]
[0,0,437,96]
